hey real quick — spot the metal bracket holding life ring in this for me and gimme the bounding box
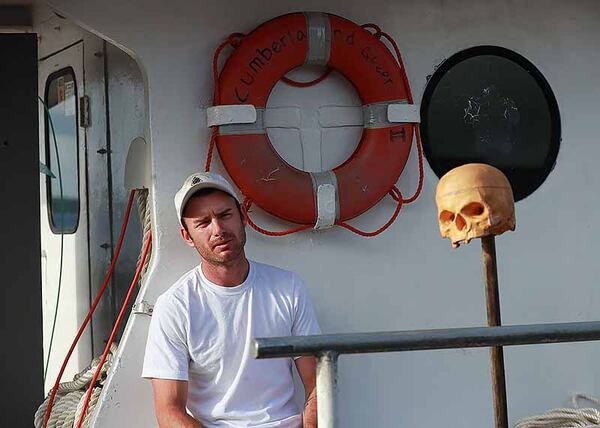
[205,12,424,237]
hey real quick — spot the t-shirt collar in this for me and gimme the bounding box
[197,260,254,296]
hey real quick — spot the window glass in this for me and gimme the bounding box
[45,68,79,233]
[420,46,561,201]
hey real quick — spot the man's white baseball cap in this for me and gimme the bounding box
[174,172,241,226]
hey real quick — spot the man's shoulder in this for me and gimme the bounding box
[156,265,201,306]
[251,260,304,294]
[252,260,299,280]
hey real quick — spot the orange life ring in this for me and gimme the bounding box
[216,12,414,225]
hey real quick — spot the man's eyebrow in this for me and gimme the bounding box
[191,208,231,223]
[192,215,210,224]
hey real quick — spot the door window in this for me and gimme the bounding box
[44,68,80,233]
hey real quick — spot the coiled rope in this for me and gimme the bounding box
[34,344,118,428]
[38,187,154,427]
[136,188,152,281]
[515,394,600,428]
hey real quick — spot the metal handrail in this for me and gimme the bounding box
[253,321,600,427]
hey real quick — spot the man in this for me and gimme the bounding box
[142,172,321,427]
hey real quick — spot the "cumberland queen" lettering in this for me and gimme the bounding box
[234,29,307,103]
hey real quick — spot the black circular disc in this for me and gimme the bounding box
[420,46,561,201]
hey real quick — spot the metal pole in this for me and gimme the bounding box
[317,351,338,428]
[254,321,600,358]
[481,235,508,428]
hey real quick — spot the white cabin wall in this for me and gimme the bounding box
[32,1,145,388]
[33,1,82,59]
[36,33,94,391]
[104,42,146,335]
[46,0,600,426]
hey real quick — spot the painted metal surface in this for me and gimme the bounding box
[82,34,113,357]
[34,4,83,60]
[103,41,145,333]
[254,321,600,357]
[316,352,339,428]
[256,322,600,427]
[33,1,146,399]
[38,41,92,393]
[42,0,600,426]
[124,137,150,191]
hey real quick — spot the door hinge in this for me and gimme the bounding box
[79,95,90,128]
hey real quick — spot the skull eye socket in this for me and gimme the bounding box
[461,202,486,217]
[439,210,455,224]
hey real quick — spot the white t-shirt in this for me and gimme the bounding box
[142,260,321,427]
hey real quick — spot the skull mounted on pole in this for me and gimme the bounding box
[435,163,516,428]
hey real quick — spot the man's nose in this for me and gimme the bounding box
[211,217,226,235]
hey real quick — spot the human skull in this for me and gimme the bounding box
[435,163,515,248]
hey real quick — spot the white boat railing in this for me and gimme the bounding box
[253,321,600,428]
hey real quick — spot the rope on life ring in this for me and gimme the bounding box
[206,13,423,237]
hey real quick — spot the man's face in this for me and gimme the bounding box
[180,190,246,266]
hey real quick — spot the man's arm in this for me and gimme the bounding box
[151,378,203,428]
[295,356,318,428]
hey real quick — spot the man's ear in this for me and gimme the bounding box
[179,225,196,248]
[240,207,248,226]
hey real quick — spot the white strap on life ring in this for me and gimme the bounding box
[207,102,420,128]
[363,100,420,128]
[206,104,257,127]
[387,103,420,123]
[206,100,417,230]
[310,170,339,230]
[305,12,331,65]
